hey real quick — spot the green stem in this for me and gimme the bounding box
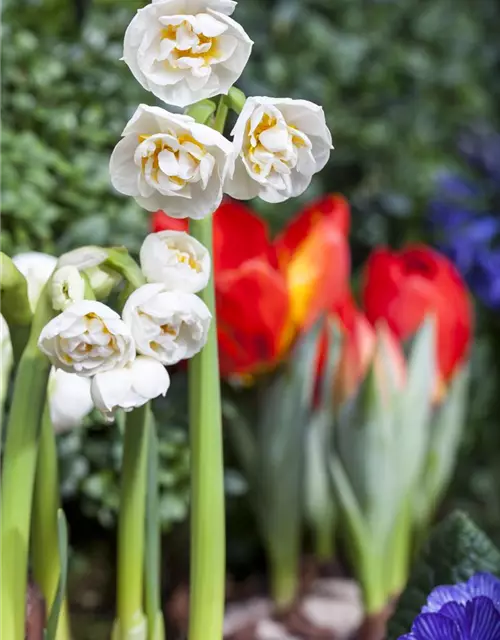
[357,548,388,615]
[113,405,150,640]
[313,515,336,563]
[268,550,299,612]
[144,409,165,640]
[0,284,55,640]
[213,96,229,134]
[188,101,226,636]
[32,404,71,640]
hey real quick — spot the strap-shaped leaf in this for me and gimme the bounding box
[304,320,341,547]
[394,319,435,502]
[256,322,321,555]
[44,510,68,640]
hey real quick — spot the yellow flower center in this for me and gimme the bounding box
[161,21,219,67]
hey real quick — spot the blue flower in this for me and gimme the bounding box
[399,573,500,640]
[428,129,500,310]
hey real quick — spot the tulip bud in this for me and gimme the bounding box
[51,266,85,311]
[335,313,405,405]
[91,356,170,420]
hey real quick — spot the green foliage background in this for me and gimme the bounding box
[2,0,500,546]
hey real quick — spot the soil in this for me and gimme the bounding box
[168,559,365,640]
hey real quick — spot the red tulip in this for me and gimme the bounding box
[151,195,351,377]
[362,245,472,384]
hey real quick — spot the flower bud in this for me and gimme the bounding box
[51,266,85,311]
[140,230,210,293]
[122,283,211,365]
[12,252,58,311]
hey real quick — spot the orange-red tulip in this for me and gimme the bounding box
[151,195,351,377]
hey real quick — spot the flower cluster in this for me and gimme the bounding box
[32,232,212,420]
[428,128,500,310]
[110,1,333,221]
[400,573,500,640]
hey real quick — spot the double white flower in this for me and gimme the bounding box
[38,301,136,376]
[123,282,211,366]
[226,97,333,203]
[91,356,170,420]
[110,104,232,219]
[140,230,211,293]
[123,0,253,108]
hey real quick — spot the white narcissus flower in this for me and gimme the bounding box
[123,0,253,108]
[52,266,86,311]
[38,300,136,376]
[110,104,232,219]
[12,252,58,311]
[122,283,211,365]
[225,97,333,203]
[48,368,94,433]
[91,356,170,419]
[140,230,210,293]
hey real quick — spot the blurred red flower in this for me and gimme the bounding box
[151,195,351,376]
[362,245,472,386]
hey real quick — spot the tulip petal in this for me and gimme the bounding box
[216,259,289,375]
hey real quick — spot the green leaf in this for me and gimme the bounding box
[387,510,500,639]
[415,366,470,529]
[44,510,69,640]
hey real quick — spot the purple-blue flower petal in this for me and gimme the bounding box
[438,601,468,627]
[423,584,472,613]
[465,573,500,604]
[466,596,500,639]
[411,612,461,640]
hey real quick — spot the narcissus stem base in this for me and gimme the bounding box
[114,405,150,640]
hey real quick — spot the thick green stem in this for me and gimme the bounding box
[188,220,225,640]
[31,404,71,640]
[313,515,336,563]
[113,405,150,640]
[269,550,299,612]
[0,285,55,640]
[144,409,165,640]
[357,548,388,615]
